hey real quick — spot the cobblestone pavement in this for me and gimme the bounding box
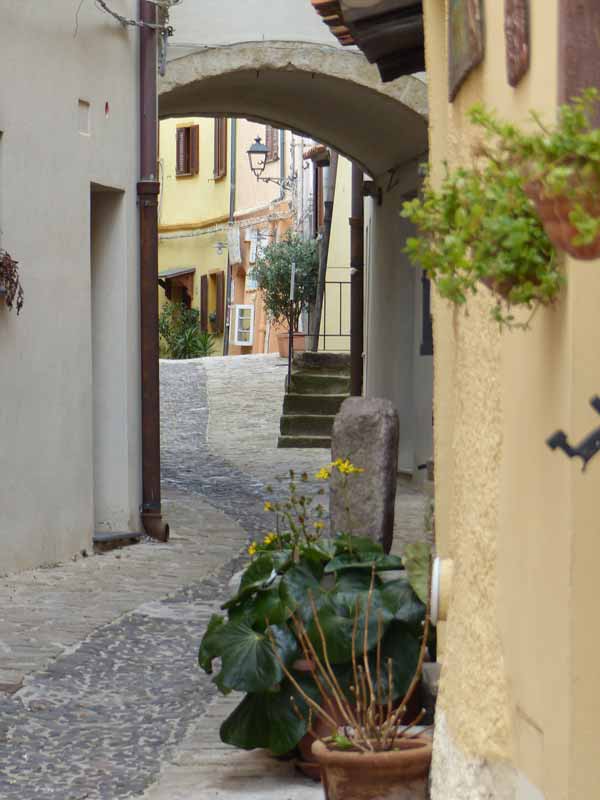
[0,354,426,800]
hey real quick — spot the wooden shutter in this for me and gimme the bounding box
[176,127,188,175]
[190,125,200,175]
[265,125,279,162]
[214,118,227,179]
[200,275,208,331]
[216,271,225,333]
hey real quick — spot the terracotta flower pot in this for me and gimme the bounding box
[312,736,432,800]
[277,332,306,359]
[525,180,600,260]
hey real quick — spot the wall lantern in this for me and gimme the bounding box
[246,136,297,191]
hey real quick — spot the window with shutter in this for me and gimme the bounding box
[213,118,227,180]
[200,275,209,331]
[216,271,225,333]
[265,125,279,162]
[176,125,200,177]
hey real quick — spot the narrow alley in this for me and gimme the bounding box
[0,355,427,800]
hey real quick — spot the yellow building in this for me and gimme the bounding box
[158,114,352,357]
[158,116,230,354]
[421,2,600,799]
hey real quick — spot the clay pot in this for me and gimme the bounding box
[277,332,306,359]
[312,736,432,800]
[525,180,600,260]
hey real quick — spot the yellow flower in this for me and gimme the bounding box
[333,458,364,475]
[264,501,275,512]
[314,521,325,530]
[315,468,331,481]
[247,542,257,556]
[263,532,278,545]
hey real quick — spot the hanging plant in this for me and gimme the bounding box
[402,89,600,328]
[0,249,24,314]
[470,88,600,260]
[402,160,561,329]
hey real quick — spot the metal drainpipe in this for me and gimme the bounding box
[223,118,237,356]
[138,0,169,541]
[350,164,365,397]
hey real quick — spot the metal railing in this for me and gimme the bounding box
[309,280,351,353]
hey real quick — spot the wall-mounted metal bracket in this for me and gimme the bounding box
[547,396,600,471]
[363,180,382,206]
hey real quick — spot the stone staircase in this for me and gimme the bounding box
[277,352,351,449]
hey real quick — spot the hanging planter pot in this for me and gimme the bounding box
[525,179,600,261]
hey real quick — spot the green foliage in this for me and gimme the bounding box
[252,232,319,331]
[400,92,600,327]
[198,466,431,756]
[402,159,561,328]
[158,301,217,359]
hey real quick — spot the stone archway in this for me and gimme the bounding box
[160,41,428,179]
[159,39,433,479]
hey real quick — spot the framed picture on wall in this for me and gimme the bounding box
[448,0,485,101]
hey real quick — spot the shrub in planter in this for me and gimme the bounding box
[0,249,24,314]
[470,88,600,260]
[158,301,216,359]
[252,232,318,334]
[198,465,430,762]
[274,566,433,800]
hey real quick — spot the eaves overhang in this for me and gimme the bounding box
[310,0,424,83]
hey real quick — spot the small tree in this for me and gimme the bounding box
[159,301,216,359]
[252,232,318,332]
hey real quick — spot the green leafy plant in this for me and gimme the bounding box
[158,301,216,359]
[470,88,600,257]
[252,232,318,332]
[0,249,24,315]
[198,464,431,756]
[268,563,431,753]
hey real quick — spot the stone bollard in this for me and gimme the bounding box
[330,397,399,553]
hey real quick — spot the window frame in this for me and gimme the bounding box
[175,124,200,178]
[232,304,255,347]
[213,118,228,180]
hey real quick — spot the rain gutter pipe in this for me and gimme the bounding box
[138,0,169,541]
[350,164,364,396]
[223,118,237,356]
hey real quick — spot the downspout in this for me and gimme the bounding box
[310,152,339,352]
[223,118,237,356]
[350,164,364,396]
[138,0,169,541]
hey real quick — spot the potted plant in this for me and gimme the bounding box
[0,249,24,314]
[158,301,216,359]
[197,464,430,780]
[271,564,433,800]
[252,232,318,357]
[469,88,600,260]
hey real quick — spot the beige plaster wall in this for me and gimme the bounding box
[425,1,600,797]
[0,1,141,573]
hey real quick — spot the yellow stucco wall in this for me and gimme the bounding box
[424,1,600,797]
[158,117,230,354]
[320,156,352,352]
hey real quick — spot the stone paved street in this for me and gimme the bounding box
[0,354,427,799]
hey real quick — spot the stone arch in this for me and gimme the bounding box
[159,41,428,179]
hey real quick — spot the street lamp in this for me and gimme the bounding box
[246,136,297,191]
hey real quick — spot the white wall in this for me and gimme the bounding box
[0,2,141,572]
[364,166,433,476]
[168,0,340,54]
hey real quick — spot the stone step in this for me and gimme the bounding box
[277,434,332,449]
[289,372,350,395]
[293,351,351,373]
[283,393,348,415]
[280,414,336,437]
